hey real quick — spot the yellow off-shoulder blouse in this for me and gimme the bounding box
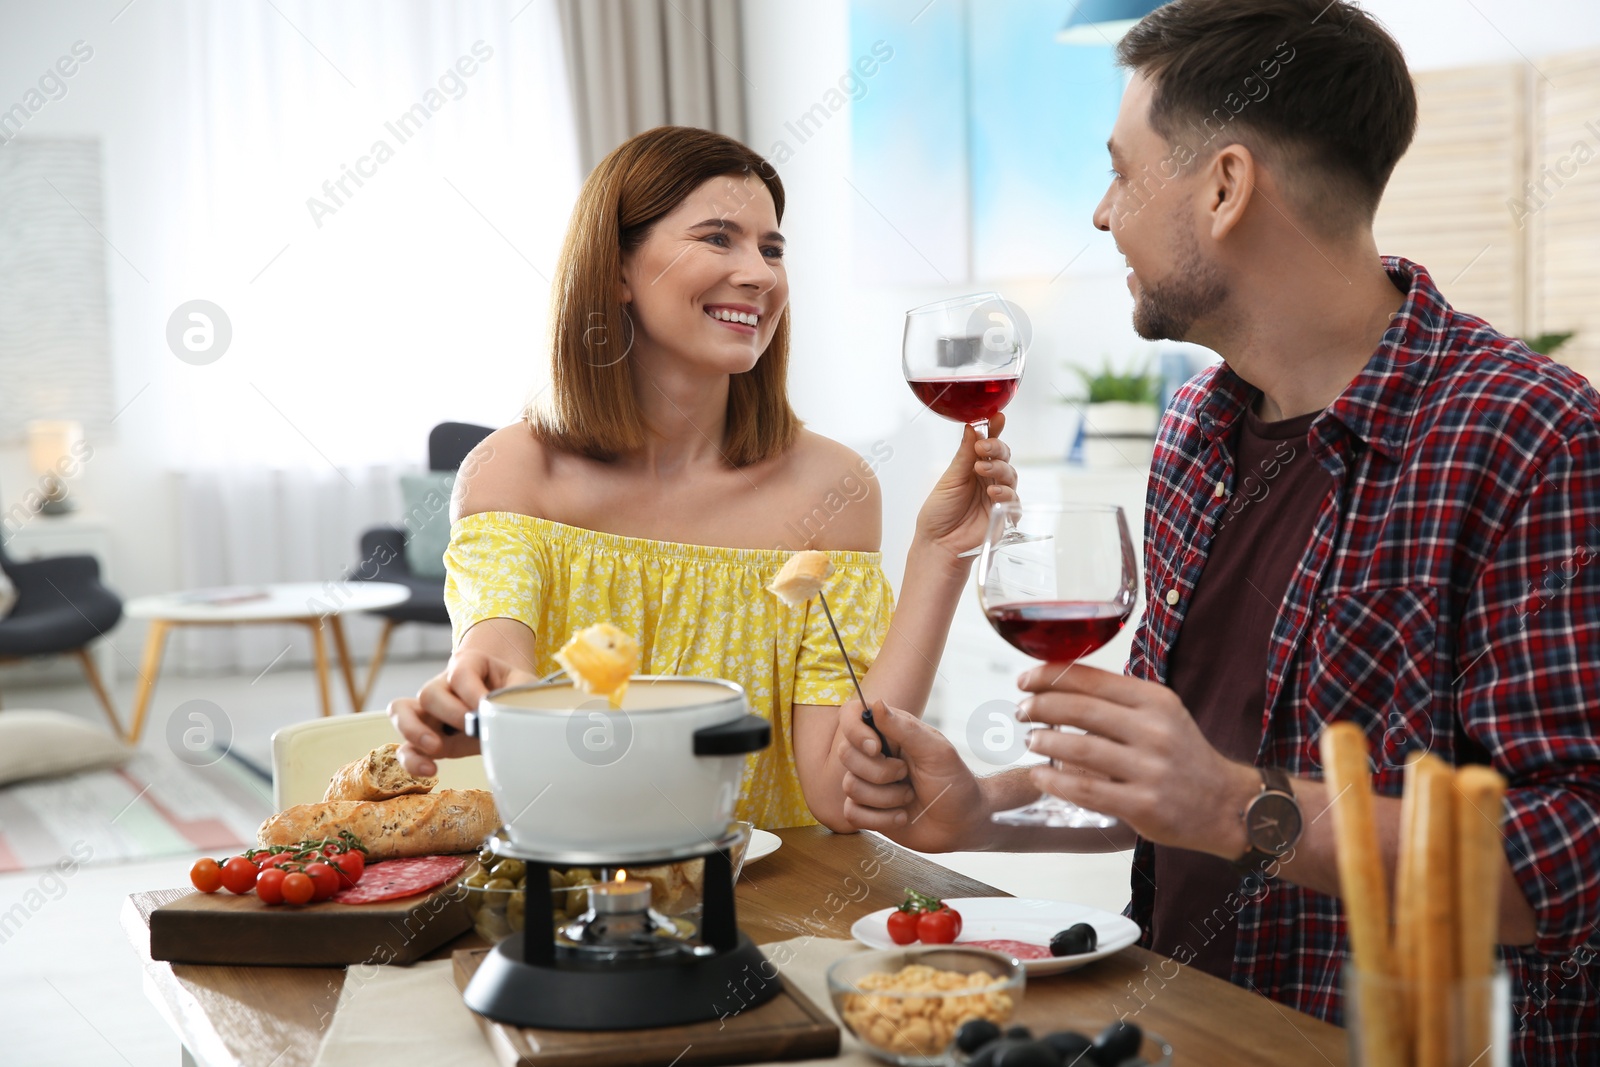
[442,512,897,829]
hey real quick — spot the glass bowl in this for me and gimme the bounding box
[462,858,595,942]
[826,946,1025,1066]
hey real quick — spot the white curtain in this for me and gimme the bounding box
[155,1,581,671]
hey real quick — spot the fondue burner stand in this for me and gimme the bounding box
[462,826,781,1030]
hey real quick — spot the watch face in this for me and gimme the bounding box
[1247,794,1302,855]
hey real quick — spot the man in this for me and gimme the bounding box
[837,1,1600,1060]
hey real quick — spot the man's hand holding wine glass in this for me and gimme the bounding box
[1017,663,1264,860]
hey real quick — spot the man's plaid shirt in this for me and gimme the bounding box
[1126,258,1600,1062]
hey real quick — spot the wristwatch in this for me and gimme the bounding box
[1232,767,1302,875]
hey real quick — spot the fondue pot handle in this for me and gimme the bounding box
[692,714,771,756]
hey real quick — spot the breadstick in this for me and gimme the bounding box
[1321,723,1406,1066]
[1413,755,1457,1067]
[1394,752,1426,1049]
[1454,764,1507,1065]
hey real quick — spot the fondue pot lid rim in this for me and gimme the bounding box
[483,674,746,713]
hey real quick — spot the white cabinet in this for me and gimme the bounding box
[1,513,117,686]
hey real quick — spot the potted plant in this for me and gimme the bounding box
[1067,359,1162,467]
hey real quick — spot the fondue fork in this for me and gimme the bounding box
[817,591,895,759]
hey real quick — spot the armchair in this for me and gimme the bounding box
[0,535,125,736]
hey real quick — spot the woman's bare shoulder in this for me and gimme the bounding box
[451,421,549,522]
[776,430,884,552]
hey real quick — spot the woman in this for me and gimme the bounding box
[389,126,1016,831]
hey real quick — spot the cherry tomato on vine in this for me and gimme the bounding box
[220,856,259,895]
[332,850,365,887]
[255,866,287,905]
[190,858,223,894]
[281,871,315,906]
[887,908,920,945]
[917,906,962,944]
[304,861,341,902]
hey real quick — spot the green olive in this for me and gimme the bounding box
[568,868,594,882]
[466,869,491,889]
[491,860,526,882]
[507,895,525,932]
[483,877,516,892]
[548,869,568,889]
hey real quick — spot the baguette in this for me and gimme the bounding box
[258,789,500,860]
[767,550,834,606]
[554,623,640,708]
[322,743,437,802]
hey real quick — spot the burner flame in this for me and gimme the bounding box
[617,869,628,883]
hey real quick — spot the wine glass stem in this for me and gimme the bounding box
[970,419,990,439]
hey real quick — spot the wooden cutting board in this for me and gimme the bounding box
[451,948,840,1067]
[145,876,472,967]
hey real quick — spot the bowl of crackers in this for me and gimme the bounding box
[826,946,1024,1066]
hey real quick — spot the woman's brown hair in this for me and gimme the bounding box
[531,125,801,467]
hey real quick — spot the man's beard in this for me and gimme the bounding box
[1131,229,1227,342]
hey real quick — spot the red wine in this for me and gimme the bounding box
[909,376,1019,423]
[987,601,1130,661]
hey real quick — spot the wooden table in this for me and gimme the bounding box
[122,582,409,742]
[123,828,1347,1066]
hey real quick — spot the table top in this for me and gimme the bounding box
[123,827,1346,1067]
[125,581,410,622]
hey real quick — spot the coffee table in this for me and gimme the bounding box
[122,581,409,743]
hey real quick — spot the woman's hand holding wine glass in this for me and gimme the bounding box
[912,413,1019,560]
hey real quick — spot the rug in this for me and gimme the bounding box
[0,748,272,873]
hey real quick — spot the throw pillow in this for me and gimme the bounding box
[0,710,132,786]
[400,471,456,580]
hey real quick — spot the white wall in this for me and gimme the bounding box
[1,3,187,660]
[1359,0,1600,71]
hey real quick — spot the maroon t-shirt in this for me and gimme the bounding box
[1147,403,1330,980]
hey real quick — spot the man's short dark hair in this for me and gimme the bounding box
[1116,0,1417,228]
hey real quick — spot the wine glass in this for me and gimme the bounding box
[904,292,1031,557]
[977,500,1138,828]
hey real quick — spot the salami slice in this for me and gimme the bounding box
[965,938,1051,960]
[331,855,469,904]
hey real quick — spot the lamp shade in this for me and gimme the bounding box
[27,419,83,476]
[1057,0,1165,45]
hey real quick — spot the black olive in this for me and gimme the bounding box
[1049,922,1099,957]
[1042,1030,1096,1059]
[993,1039,1064,1067]
[966,1040,1002,1067]
[1005,1025,1034,1040]
[1090,1020,1142,1066]
[956,1018,1003,1054]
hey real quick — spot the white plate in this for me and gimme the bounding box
[742,829,782,867]
[849,897,1140,976]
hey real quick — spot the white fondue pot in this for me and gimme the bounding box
[465,676,770,856]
